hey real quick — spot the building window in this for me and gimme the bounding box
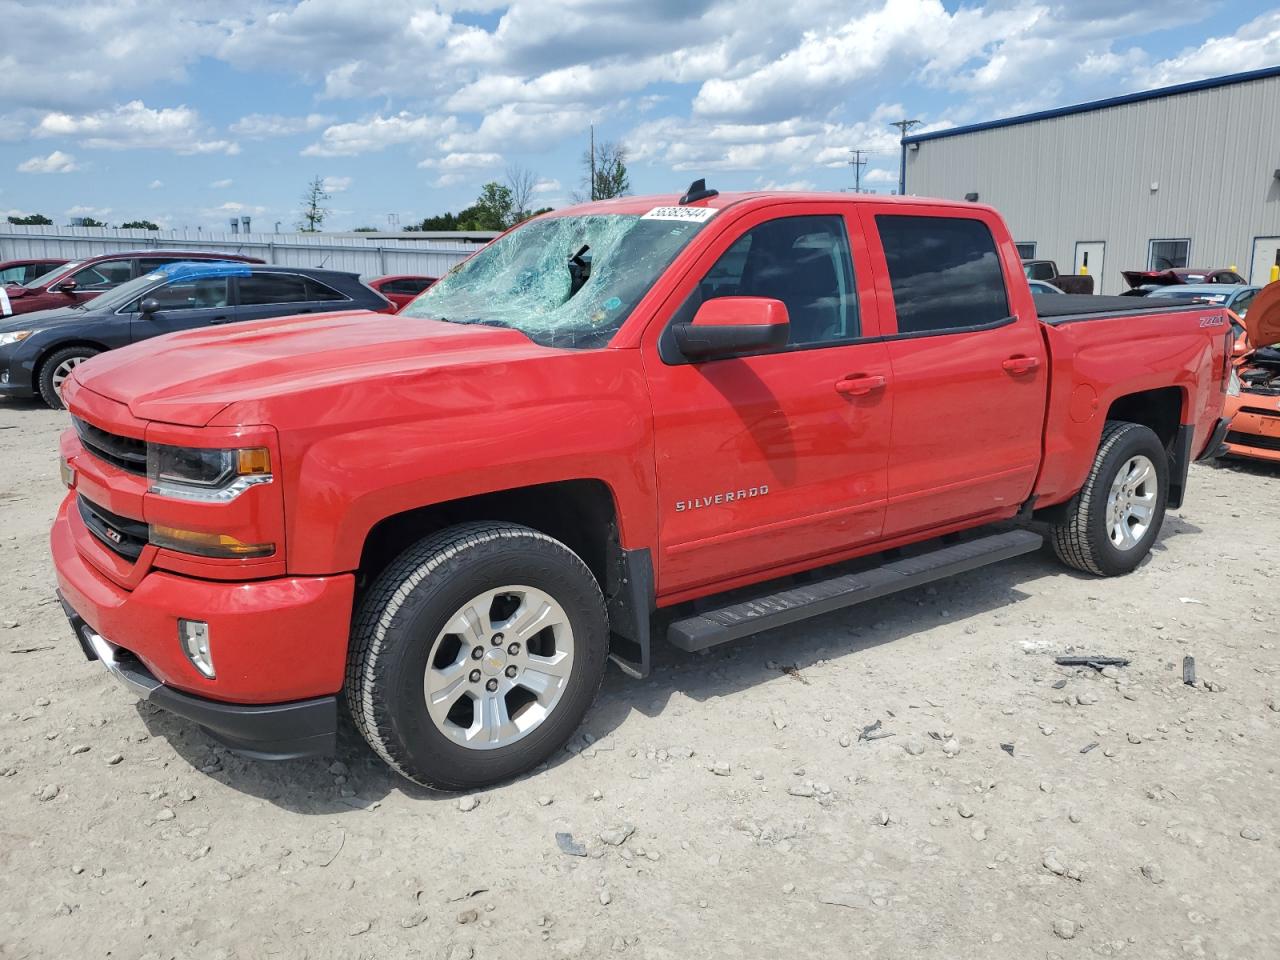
[1148,239,1190,271]
[1015,242,1036,259]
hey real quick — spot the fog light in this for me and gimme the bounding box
[178,619,215,678]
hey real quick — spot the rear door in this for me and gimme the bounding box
[1073,241,1105,294]
[127,276,233,341]
[861,208,1048,538]
[644,205,894,596]
[233,273,351,322]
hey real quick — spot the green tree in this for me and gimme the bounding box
[352,226,379,232]
[297,175,331,232]
[582,141,630,200]
[120,219,159,230]
[7,213,53,225]
[464,182,514,231]
[77,217,108,227]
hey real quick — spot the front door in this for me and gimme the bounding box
[644,208,894,597]
[863,209,1048,539]
[1074,241,1106,294]
[129,276,233,341]
[1250,237,1280,287]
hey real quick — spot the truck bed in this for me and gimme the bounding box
[1033,293,1205,324]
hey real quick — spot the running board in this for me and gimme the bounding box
[667,529,1044,652]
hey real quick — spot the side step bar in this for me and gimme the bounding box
[667,529,1044,652]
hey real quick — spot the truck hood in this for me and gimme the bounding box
[1243,282,1280,350]
[71,310,552,426]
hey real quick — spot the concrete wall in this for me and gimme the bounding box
[904,73,1280,294]
[0,225,478,279]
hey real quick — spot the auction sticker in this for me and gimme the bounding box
[0,286,10,317]
[641,206,718,222]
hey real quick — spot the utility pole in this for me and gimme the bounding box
[589,124,596,201]
[890,119,922,196]
[848,149,867,194]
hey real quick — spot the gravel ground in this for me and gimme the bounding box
[1,397,1277,960]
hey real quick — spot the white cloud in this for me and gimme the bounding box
[321,175,353,193]
[417,152,503,171]
[230,112,334,138]
[66,204,111,217]
[864,168,898,184]
[302,112,455,156]
[1137,10,1280,87]
[208,201,268,216]
[149,179,164,189]
[35,100,239,155]
[210,178,234,189]
[532,178,560,194]
[18,150,79,174]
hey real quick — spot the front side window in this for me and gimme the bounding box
[1149,239,1190,270]
[139,278,229,311]
[71,259,133,291]
[875,215,1010,335]
[402,213,712,349]
[1231,289,1257,316]
[238,274,311,305]
[0,265,25,284]
[692,215,858,346]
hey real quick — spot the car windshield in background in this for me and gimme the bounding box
[400,213,711,349]
[1146,288,1228,304]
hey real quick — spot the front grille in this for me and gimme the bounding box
[77,495,148,561]
[73,417,147,476]
[1225,430,1280,453]
[1239,406,1280,419]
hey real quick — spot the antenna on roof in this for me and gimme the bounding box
[679,178,719,205]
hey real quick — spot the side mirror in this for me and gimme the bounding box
[55,279,77,295]
[672,297,790,361]
[138,298,161,315]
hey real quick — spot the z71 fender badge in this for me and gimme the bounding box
[1199,314,1225,327]
[675,485,769,512]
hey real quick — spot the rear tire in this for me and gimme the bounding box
[38,346,100,410]
[1051,421,1168,576]
[346,522,609,790]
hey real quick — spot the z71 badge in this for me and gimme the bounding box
[1199,314,1225,327]
[675,485,769,512]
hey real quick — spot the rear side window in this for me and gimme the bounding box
[304,278,347,302]
[875,215,1010,335]
[238,274,311,305]
[383,278,434,295]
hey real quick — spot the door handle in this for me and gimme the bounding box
[834,374,887,397]
[209,316,230,325]
[1002,355,1041,375]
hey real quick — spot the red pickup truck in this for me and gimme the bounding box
[51,186,1232,790]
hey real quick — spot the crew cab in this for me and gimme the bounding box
[51,186,1232,790]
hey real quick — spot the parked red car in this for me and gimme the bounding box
[0,251,264,318]
[1121,267,1247,294]
[365,274,437,312]
[0,258,69,287]
[52,187,1230,789]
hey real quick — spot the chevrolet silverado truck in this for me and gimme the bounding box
[51,184,1233,790]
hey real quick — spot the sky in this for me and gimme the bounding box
[1,0,1278,232]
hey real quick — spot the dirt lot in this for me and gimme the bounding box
[1,397,1277,960]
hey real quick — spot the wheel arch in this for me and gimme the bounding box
[354,479,654,676]
[33,339,110,385]
[1101,386,1190,508]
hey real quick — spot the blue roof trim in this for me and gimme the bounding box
[902,65,1280,144]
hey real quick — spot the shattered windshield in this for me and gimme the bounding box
[401,212,712,348]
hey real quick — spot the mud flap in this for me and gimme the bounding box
[605,547,654,679]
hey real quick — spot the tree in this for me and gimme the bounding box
[581,140,630,200]
[297,175,331,232]
[120,219,159,230]
[466,181,514,231]
[76,217,108,227]
[506,164,537,223]
[7,213,52,225]
[351,226,379,232]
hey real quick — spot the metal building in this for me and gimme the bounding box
[902,66,1280,295]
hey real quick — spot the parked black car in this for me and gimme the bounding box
[0,261,392,408]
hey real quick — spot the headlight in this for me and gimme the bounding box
[1227,368,1242,397]
[0,330,32,346]
[147,444,272,501]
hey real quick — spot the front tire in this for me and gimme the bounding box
[38,346,100,409]
[1051,421,1169,576]
[346,522,609,790]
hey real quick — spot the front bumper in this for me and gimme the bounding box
[59,596,336,759]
